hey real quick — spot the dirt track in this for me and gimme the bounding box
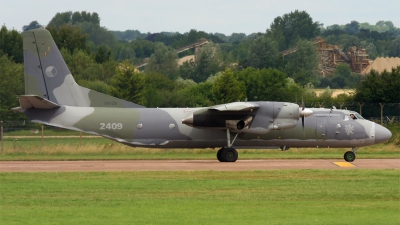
[0,159,399,172]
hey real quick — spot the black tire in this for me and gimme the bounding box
[221,148,238,162]
[217,148,224,162]
[344,151,356,162]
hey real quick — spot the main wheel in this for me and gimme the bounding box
[221,148,238,162]
[217,148,224,162]
[344,151,356,162]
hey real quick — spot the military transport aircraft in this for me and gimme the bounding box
[13,28,392,162]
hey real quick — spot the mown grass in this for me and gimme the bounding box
[0,170,399,225]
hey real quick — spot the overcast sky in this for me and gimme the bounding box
[1,0,399,35]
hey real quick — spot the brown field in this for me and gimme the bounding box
[314,89,355,97]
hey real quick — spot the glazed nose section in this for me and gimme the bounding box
[375,124,392,144]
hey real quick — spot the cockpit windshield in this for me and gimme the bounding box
[354,113,364,119]
[347,113,364,120]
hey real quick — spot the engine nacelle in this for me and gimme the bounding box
[236,116,253,130]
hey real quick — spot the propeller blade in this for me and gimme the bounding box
[301,96,305,110]
[302,115,305,139]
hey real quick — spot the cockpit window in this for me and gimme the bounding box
[348,113,364,120]
[354,113,364,119]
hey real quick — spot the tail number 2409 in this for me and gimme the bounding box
[100,123,123,130]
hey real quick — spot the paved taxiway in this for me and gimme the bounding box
[0,159,399,172]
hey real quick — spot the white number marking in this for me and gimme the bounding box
[100,123,123,130]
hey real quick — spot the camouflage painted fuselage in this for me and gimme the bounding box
[22,104,388,149]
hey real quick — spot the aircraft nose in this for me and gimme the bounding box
[374,124,392,144]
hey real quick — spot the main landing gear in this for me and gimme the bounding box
[217,147,238,162]
[217,129,239,162]
[344,148,357,162]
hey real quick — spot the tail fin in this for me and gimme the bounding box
[22,28,144,108]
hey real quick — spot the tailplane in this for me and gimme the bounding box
[22,28,143,108]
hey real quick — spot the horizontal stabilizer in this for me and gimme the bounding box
[209,102,259,111]
[18,95,60,109]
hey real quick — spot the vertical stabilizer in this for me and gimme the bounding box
[22,28,144,108]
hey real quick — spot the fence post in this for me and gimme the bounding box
[358,102,364,116]
[41,125,44,148]
[1,121,3,153]
[379,103,385,125]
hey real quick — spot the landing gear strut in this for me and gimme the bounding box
[344,148,357,162]
[217,129,239,162]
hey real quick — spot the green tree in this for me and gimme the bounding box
[77,80,110,94]
[179,60,196,80]
[146,42,178,79]
[48,11,100,28]
[47,11,73,28]
[77,21,118,47]
[330,63,361,88]
[95,44,111,64]
[61,48,117,82]
[0,26,23,63]
[0,55,24,120]
[246,35,279,69]
[46,24,88,54]
[237,67,289,101]
[212,69,246,104]
[22,21,42,31]
[344,21,360,35]
[388,37,400,57]
[177,81,214,107]
[61,48,95,80]
[284,40,320,86]
[142,72,179,107]
[194,43,224,82]
[113,44,136,61]
[268,10,320,50]
[109,61,145,104]
[354,66,400,103]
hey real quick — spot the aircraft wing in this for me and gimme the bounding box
[182,102,259,131]
[209,102,260,111]
[182,101,311,134]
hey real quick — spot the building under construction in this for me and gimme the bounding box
[282,37,371,76]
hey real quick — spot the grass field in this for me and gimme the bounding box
[0,170,399,225]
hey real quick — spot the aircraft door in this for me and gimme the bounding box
[316,118,326,141]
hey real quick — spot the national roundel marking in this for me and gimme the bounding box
[45,66,57,77]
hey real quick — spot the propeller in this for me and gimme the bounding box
[299,96,313,139]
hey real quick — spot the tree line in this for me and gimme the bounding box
[1,10,399,121]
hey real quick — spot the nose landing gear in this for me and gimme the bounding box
[344,148,357,162]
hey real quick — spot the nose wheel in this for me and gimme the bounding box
[344,148,357,162]
[217,147,238,162]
